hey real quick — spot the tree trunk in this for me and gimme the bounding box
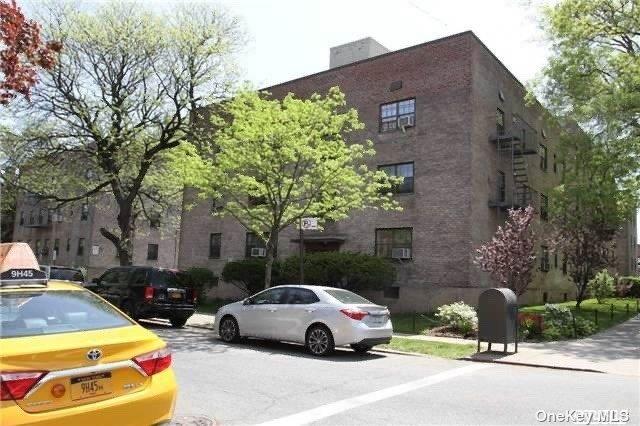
[263,229,279,289]
[99,199,136,266]
[575,275,588,307]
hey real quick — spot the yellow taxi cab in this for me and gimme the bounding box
[0,243,177,425]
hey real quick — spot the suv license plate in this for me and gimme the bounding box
[70,372,112,400]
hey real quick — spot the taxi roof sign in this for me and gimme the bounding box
[0,242,47,285]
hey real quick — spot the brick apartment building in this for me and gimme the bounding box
[12,194,180,279]
[178,31,636,311]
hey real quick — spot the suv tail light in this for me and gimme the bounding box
[144,286,154,300]
[0,371,47,401]
[133,348,172,376]
[340,308,368,321]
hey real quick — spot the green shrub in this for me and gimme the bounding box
[543,304,574,337]
[542,303,597,339]
[222,259,279,295]
[619,276,640,298]
[277,252,394,292]
[184,267,218,291]
[435,302,478,334]
[588,269,615,303]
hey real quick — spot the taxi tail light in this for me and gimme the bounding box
[0,371,47,401]
[144,286,154,300]
[133,348,172,376]
[340,308,368,321]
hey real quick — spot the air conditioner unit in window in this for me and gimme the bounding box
[398,115,414,128]
[391,248,411,259]
[251,247,266,257]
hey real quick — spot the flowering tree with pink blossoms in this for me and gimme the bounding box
[474,206,536,297]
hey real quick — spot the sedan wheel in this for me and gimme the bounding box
[219,317,239,343]
[306,325,334,356]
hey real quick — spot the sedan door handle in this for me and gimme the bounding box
[268,308,278,312]
[305,309,316,313]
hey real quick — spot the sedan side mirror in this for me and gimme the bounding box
[243,298,253,305]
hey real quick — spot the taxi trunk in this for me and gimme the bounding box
[1,326,166,414]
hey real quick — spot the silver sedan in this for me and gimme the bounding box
[214,285,393,356]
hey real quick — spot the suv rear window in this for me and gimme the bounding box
[49,268,84,282]
[0,290,132,338]
[324,289,373,304]
[150,270,188,288]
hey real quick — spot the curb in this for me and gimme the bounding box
[187,324,215,331]
[460,356,606,374]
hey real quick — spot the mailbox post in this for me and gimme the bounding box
[477,288,518,353]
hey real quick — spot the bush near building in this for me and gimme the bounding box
[221,252,394,295]
[434,302,478,335]
[588,269,615,303]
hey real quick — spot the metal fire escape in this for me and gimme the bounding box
[489,114,538,210]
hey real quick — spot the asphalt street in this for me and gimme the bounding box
[148,323,640,426]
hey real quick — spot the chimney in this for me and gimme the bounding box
[329,37,390,69]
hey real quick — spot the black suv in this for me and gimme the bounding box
[91,266,196,327]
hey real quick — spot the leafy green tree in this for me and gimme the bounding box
[550,132,637,306]
[541,0,640,146]
[183,87,400,288]
[4,1,242,264]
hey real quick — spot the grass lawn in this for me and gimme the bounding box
[520,297,640,334]
[196,299,231,315]
[391,313,440,334]
[379,338,476,359]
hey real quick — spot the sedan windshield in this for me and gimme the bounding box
[0,290,132,338]
[324,289,373,304]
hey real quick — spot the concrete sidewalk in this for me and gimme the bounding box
[468,314,640,376]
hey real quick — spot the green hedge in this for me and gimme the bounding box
[221,252,394,295]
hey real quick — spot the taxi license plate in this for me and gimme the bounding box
[70,372,112,400]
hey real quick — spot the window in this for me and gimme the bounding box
[497,171,506,202]
[539,144,548,171]
[149,214,160,229]
[245,232,266,257]
[209,233,222,259]
[540,245,550,272]
[35,240,42,257]
[380,98,415,132]
[19,212,24,226]
[77,238,85,256]
[80,203,89,221]
[211,199,223,214]
[0,290,131,339]
[38,208,46,225]
[284,288,320,304]
[553,154,557,174]
[29,210,34,225]
[325,289,373,304]
[66,238,71,252]
[554,252,558,269]
[496,108,505,135]
[147,243,159,260]
[42,239,50,256]
[375,228,413,258]
[56,208,63,222]
[379,162,414,194]
[383,286,400,299]
[540,194,549,221]
[251,288,287,305]
[543,292,548,303]
[53,239,60,257]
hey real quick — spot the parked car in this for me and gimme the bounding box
[0,243,176,425]
[91,266,197,328]
[214,285,392,356]
[39,265,85,284]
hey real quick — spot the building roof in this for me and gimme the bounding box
[262,30,530,95]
